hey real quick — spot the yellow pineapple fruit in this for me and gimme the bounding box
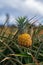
[18,33,32,47]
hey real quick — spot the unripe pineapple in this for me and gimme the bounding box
[18,33,32,47]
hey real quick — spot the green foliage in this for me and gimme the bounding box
[0,15,43,65]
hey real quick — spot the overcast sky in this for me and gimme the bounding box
[0,0,43,25]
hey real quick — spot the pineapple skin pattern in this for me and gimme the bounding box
[18,33,32,47]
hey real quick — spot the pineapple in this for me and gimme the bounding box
[18,33,32,47]
[16,16,32,47]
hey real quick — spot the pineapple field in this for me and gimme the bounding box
[0,15,43,65]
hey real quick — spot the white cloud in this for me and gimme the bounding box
[22,0,43,15]
[0,0,21,9]
[0,0,43,15]
[0,0,43,25]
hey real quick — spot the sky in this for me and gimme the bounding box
[0,0,43,25]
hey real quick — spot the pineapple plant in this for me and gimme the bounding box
[15,16,32,47]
